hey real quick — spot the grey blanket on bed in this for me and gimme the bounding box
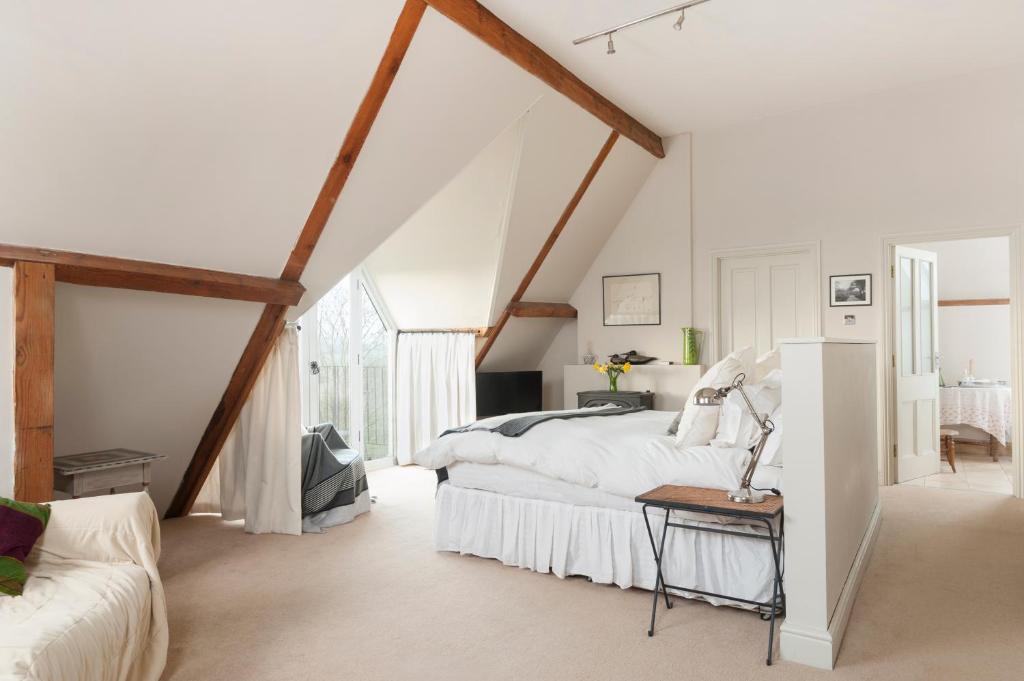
[441,405,645,439]
[301,423,368,516]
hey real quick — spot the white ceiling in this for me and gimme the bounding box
[483,0,1024,136]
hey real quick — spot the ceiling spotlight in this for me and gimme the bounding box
[606,33,616,55]
[673,10,685,30]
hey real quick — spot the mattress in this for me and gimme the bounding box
[446,461,784,512]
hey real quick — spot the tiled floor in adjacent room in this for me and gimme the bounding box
[900,442,1013,495]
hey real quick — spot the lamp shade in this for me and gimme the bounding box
[693,387,725,406]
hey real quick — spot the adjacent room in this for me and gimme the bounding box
[896,237,1014,495]
[2,2,1024,681]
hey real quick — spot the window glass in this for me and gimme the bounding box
[900,257,914,375]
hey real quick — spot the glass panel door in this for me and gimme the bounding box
[302,270,395,467]
[360,284,390,461]
[314,276,352,442]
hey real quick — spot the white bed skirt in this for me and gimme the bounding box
[434,483,778,607]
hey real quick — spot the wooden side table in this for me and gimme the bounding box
[635,484,785,665]
[54,449,166,498]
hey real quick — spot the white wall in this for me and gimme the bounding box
[527,134,693,409]
[568,134,693,364]
[0,269,13,497]
[536,320,577,410]
[909,237,1011,382]
[691,64,1024,352]
[53,286,261,516]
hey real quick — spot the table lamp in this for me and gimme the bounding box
[693,373,774,503]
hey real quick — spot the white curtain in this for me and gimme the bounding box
[396,332,476,465]
[203,326,302,534]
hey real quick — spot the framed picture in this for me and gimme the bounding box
[603,273,661,326]
[830,274,872,307]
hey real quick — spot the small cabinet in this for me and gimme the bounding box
[577,390,655,409]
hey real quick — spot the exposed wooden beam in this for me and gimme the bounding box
[512,132,618,302]
[282,1,427,280]
[0,243,304,306]
[13,262,55,503]
[424,1,664,158]
[476,132,618,368]
[165,304,288,517]
[475,307,512,368]
[509,301,577,318]
[166,0,428,518]
[938,298,1010,307]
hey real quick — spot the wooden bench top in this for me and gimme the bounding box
[635,484,783,519]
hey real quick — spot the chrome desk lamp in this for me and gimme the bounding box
[693,373,774,504]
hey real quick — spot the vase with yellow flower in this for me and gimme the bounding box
[592,360,632,392]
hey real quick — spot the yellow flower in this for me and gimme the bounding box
[598,365,608,374]
[623,362,632,373]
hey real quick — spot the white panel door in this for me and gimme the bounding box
[718,248,818,359]
[894,246,940,482]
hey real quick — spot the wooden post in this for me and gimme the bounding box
[13,261,55,502]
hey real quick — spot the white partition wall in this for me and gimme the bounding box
[779,338,880,669]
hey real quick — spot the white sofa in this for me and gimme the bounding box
[0,493,168,681]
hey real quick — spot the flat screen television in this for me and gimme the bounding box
[476,371,542,418]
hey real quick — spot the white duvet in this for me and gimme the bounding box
[413,407,759,500]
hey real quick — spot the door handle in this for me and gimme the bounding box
[309,360,321,375]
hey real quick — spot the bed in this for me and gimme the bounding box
[415,407,785,608]
[415,339,881,670]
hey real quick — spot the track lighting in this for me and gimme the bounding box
[573,0,712,50]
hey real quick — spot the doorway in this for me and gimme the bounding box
[884,234,1018,496]
[300,269,397,470]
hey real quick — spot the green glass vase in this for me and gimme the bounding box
[682,327,703,365]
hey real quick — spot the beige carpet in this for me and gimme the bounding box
[159,466,1024,681]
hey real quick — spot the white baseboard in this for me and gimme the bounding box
[780,500,882,669]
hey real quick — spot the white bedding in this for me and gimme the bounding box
[447,461,784,512]
[415,408,774,501]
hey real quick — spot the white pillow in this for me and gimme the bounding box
[712,370,782,448]
[754,348,781,381]
[760,404,783,465]
[675,347,754,447]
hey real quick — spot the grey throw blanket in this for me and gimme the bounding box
[441,405,645,439]
[301,424,368,516]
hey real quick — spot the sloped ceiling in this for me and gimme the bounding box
[364,115,525,329]
[3,1,642,514]
[0,0,407,275]
[479,98,657,372]
[486,94,610,320]
[483,0,1024,136]
[295,10,552,318]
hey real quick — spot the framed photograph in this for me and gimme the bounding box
[603,273,661,326]
[830,274,872,307]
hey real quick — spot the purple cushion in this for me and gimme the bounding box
[0,497,52,596]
